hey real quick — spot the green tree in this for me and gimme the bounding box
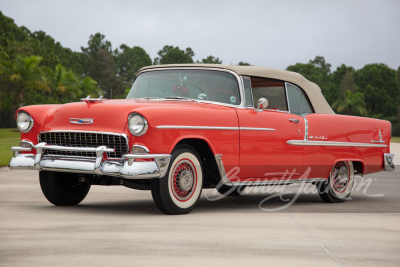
[197,56,222,64]
[154,45,195,65]
[238,61,251,66]
[45,64,80,103]
[115,44,151,84]
[80,76,101,98]
[81,33,124,98]
[2,55,49,109]
[354,64,399,117]
[332,90,367,116]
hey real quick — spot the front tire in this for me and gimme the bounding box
[151,145,203,215]
[39,171,91,206]
[317,161,354,203]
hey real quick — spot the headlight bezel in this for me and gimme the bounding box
[17,111,34,133]
[128,113,148,136]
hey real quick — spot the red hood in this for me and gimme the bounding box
[41,99,233,133]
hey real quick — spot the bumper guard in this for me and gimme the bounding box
[8,142,171,179]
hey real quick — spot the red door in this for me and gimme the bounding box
[236,109,305,181]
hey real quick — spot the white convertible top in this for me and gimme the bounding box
[139,64,334,114]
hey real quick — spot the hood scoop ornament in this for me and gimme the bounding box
[80,95,107,103]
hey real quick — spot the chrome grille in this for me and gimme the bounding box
[39,132,128,159]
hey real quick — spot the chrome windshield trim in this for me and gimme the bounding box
[135,67,245,108]
[231,178,325,186]
[239,127,275,131]
[156,125,239,130]
[287,140,387,147]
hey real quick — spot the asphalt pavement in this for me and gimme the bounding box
[0,143,399,266]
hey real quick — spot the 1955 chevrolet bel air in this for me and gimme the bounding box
[9,64,395,214]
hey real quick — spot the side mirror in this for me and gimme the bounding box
[256,98,268,111]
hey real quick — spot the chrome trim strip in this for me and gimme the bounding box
[214,154,233,186]
[157,125,239,130]
[39,130,127,136]
[231,178,325,186]
[287,140,388,147]
[384,153,395,172]
[136,67,245,108]
[284,82,291,113]
[239,127,275,131]
[372,129,384,143]
[303,115,308,141]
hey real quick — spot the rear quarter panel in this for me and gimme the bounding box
[304,113,391,177]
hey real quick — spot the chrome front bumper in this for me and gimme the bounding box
[384,153,395,172]
[8,142,171,179]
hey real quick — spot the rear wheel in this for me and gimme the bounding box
[151,145,203,215]
[317,161,354,203]
[39,171,91,206]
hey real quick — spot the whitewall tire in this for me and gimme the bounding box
[151,145,203,214]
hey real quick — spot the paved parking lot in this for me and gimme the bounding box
[1,143,399,266]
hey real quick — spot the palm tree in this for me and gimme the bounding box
[80,76,100,98]
[3,55,49,109]
[45,64,80,103]
[333,89,368,116]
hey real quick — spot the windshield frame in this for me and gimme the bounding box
[130,67,245,108]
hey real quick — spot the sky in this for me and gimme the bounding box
[1,0,399,71]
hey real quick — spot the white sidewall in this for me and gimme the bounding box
[167,152,203,209]
[330,161,354,198]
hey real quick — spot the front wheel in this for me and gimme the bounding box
[39,171,91,206]
[151,145,203,215]
[317,161,354,203]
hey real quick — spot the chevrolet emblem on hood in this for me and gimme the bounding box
[70,118,94,124]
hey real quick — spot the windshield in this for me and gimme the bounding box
[126,69,241,105]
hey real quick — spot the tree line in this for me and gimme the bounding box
[0,11,399,135]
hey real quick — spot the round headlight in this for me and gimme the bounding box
[128,113,148,136]
[17,111,34,133]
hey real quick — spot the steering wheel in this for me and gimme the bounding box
[210,90,239,104]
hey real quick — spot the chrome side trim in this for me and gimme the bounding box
[287,140,388,147]
[214,154,233,186]
[231,178,325,186]
[384,153,395,172]
[157,125,239,130]
[239,127,275,131]
[372,129,384,143]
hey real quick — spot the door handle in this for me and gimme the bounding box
[289,118,300,124]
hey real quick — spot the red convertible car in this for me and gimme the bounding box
[9,64,395,214]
